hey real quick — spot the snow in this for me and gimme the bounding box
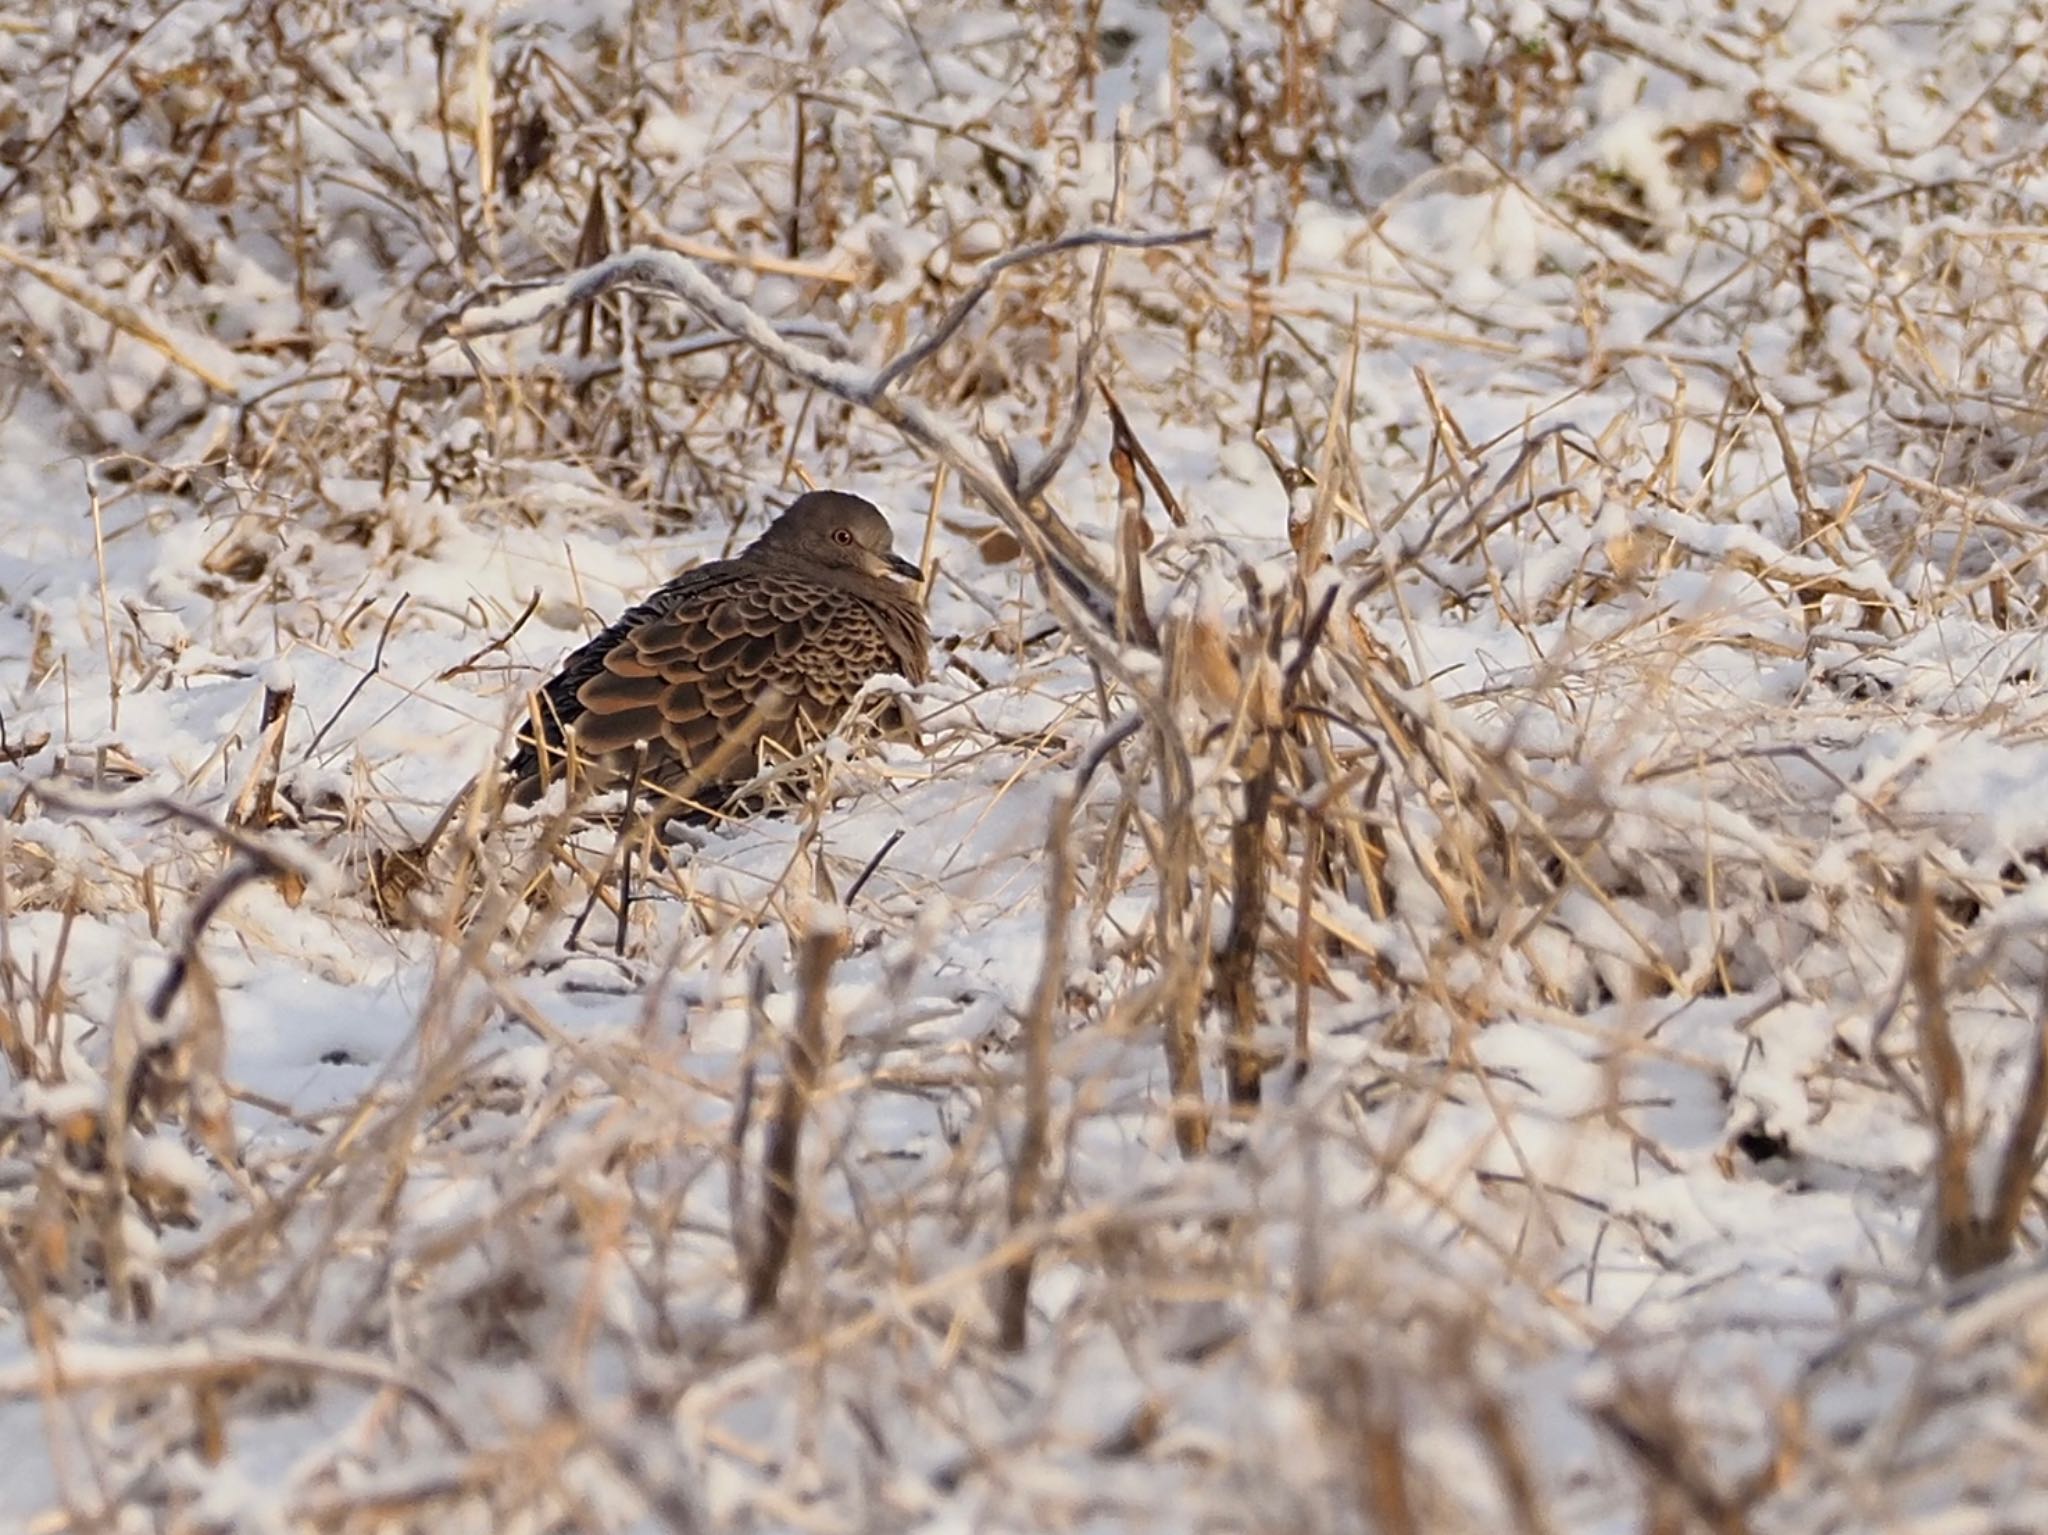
[6,0,2048,1529]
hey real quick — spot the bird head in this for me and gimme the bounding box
[755,490,923,586]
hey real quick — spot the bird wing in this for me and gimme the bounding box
[566,571,909,772]
[505,561,744,778]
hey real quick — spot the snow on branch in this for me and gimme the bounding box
[422,224,1211,644]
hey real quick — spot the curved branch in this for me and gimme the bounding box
[423,224,1211,644]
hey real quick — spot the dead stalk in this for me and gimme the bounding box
[997,789,1076,1351]
[744,918,843,1316]
[1105,390,1157,652]
[230,680,295,830]
[1218,727,1278,1109]
[1889,865,2048,1280]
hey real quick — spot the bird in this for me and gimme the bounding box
[504,490,930,819]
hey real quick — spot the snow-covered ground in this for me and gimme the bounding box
[7,0,2048,1528]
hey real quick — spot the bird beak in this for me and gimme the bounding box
[885,552,924,583]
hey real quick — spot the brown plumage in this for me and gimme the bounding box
[505,490,930,814]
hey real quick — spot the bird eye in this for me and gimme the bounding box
[833,528,854,545]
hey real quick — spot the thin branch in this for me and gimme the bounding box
[1074,713,1144,795]
[149,856,274,1024]
[308,594,409,755]
[436,589,542,682]
[1015,124,1133,503]
[876,228,1198,397]
[1098,382,1188,527]
[844,828,905,905]
[425,227,1210,642]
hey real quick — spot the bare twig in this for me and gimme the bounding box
[148,855,274,1024]
[1014,121,1131,504]
[426,226,1211,638]
[308,595,410,756]
[436,589,543,682]
[844,828,905,905]
[1098,382,1188,527]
